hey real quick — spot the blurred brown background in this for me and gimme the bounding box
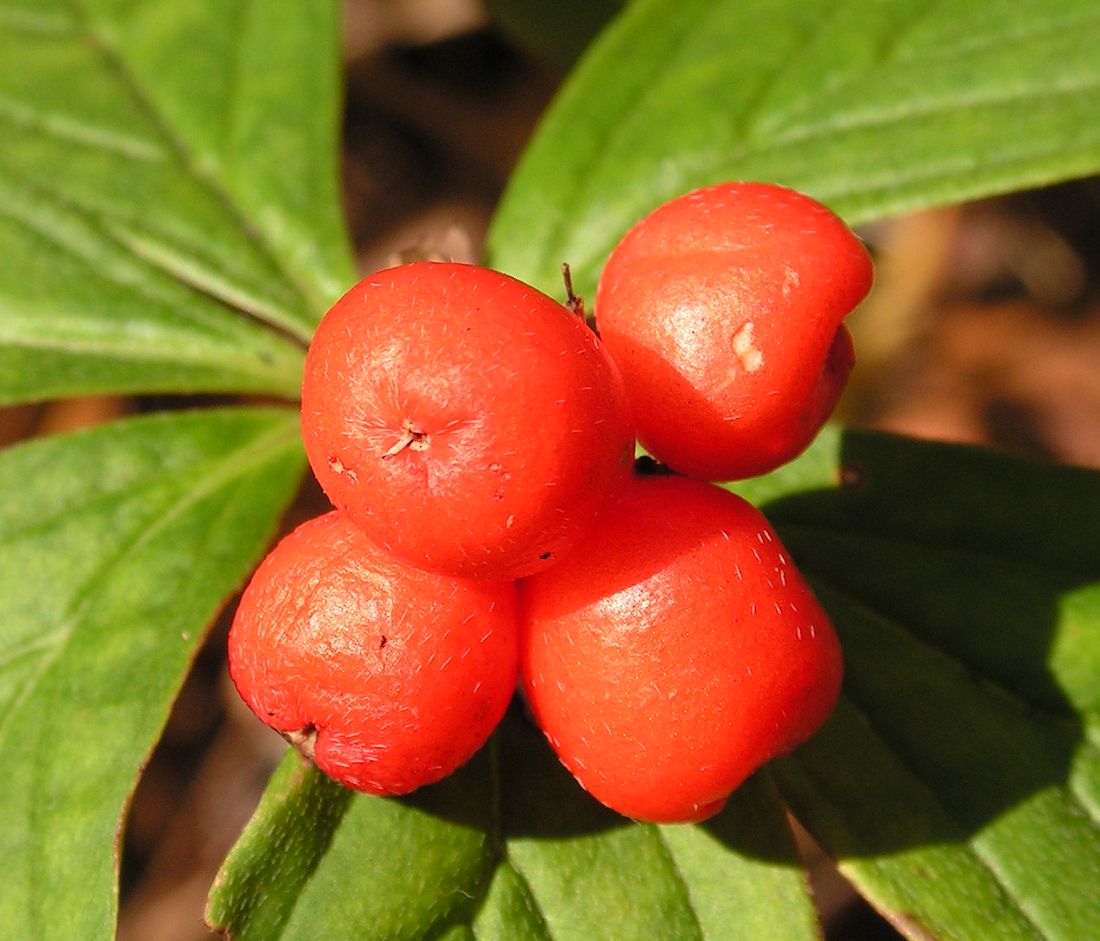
[3,2,1099,938]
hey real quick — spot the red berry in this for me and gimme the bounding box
[301,262,634,580]
[519,475,842,823]
[595,182,872,481]
[228,511,519,796]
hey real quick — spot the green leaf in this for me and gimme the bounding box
[208,711,818,941]
[0,0,356,405]
[0,406,305,940]
[487,0,1100,297]
[757,432,1100,940]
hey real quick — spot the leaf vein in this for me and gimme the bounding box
[69,2,320,330]
[0,410,299,543]
[0,91,163,161]
[752,73,1100,155]
[0,167,308,365]
[888,6,1100,64]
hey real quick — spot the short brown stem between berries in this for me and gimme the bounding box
[561,263,586,321]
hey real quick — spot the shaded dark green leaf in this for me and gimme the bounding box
[484,0,625,71]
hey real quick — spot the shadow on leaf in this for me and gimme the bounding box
[762,430,1094,857]
[401,701,805,865]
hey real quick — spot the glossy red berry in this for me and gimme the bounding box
[519,475,842,823]
[301,261,634,580]
[228,511,519,796]
[595,182,873,481]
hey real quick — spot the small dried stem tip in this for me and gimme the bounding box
[561,263,586,320]
[282,725,318,762]
[382,420,429,457]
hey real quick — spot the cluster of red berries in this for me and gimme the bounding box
[229,182,873,823]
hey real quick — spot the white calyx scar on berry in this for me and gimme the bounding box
[732,322,764,373]
[328,456,359,482]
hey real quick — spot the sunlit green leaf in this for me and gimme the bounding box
[488,0,1100,298]
[0,0,355,404]
[0,407,305,939]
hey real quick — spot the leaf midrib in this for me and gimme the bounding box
[0,321,303,392]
